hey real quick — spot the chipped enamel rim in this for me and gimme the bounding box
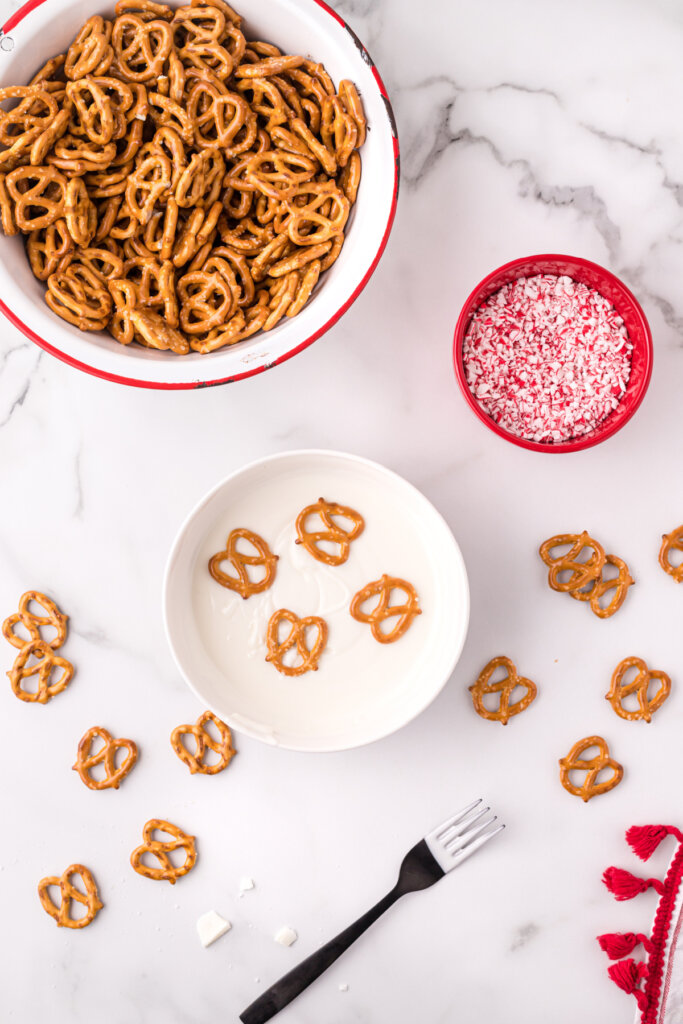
[0,0,400,389]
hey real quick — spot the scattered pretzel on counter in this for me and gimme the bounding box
[73,726,139,789]
[539,532,633,618]
[568,553,634,620]
[469,656,537,725]
[606,657,671,723]
[2,590,68,649]
[130,818,197,883]
[209,526,278,598]
[0,0,367,353]
[295,497,365,566]
[7,638,74,703]
[350,575,421,644]
[170,709,236,774]
[539,531,606,592]
[265,608,327,676]
[37,863,103,928]
[559,735,623,802]
[659,524,683,582]
[3,591,73,702]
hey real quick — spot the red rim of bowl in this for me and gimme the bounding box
[0,0,400,391]
[452,253,654,454]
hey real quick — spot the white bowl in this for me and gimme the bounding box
[0,0,399,388]
[163,450,470,752]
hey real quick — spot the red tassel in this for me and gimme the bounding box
[598,932,639,959]
[607,959,649,1011]
[597,932,653,959]
[626,825,671,861]
[603,866,664,901]
[608,958,641,994]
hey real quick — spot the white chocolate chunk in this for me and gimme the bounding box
[274,926,297,947]
[197,910,231,948]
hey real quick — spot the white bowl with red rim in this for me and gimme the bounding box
[0,0,399,389]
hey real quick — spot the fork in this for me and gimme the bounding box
[239,798,504,1024]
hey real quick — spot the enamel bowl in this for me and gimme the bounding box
[0,0,399,388]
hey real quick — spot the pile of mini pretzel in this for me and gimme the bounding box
[467,524,683,802]
[4,590,236,929]
[0,0,366,354]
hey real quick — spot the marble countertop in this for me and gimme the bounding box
[2,0,683,1021]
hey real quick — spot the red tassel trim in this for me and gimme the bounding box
[597,932,654,959]
[603,866,665,901]
[626,825,682,862]
[607,959,649,1012]
[608,958,647,993]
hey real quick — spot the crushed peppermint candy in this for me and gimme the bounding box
[463,274,633,443]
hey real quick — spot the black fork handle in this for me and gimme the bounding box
[239,886,402,1024]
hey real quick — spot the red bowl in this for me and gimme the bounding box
[452,254,653,453]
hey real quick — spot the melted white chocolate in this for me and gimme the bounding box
[190,462,436,745]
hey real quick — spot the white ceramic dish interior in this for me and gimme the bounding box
[163,450,470,752]
[0,0,399,388]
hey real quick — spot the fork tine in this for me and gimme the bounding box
[447,815,498,852]
[425,799,505,873]
[442,806,491,844]
[431,798,482,839]
[451,822,505,864]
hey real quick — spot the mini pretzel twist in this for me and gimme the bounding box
[350,575,422,644]
[38,864,103,928]
[295,497,364,566]
[659,524,683,582]
[125,151,172,223]
[131,308,189,352]
[27,219,74,278]
[245,148,317,200]
[568,553,634,619]
[558,735,623,802]
[278,182,349,246]
[66,79,116,146]
[65,178,96,247]
[170,710,236,774]
[265,608,328,676]
[2,590,68,650]
[7,639,74,703]
[177,262,236,333]
[539,532,606,592]
[46,264,113,330]
[112,15,173,82]
[130,819,197,883]
[0,173,17,234]
[0,86,58,152]
[321,94,358,168]
[338,79,366,146]
[73,726,139,789]
[6,166,67,231]
[209,527,278,597]
[186,80,251,150]
[469,656,537,725]
[606,657,671,723]
[65,17,114,80]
